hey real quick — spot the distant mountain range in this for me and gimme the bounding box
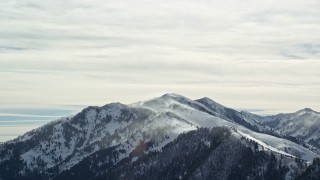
[0,93,319,180]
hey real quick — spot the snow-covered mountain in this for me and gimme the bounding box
[195,97,273,133]
[0,93,319,180]
[255,108,320,150]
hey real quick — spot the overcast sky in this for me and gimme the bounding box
[1,0,320,141]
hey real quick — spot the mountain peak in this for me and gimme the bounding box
[196,97,225,108]
[102,102,126,109]
[161,93,184,98]
[296,108,318,114]
[302,107,315,112]
[1,93,320,179]
[159,93,195,103]
[198,97,213,102]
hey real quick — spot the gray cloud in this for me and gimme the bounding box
[1,0,320,141]
[0,46,28,52]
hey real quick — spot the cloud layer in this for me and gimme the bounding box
[1,0,320,141]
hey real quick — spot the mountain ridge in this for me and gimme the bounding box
[0,93,319,180]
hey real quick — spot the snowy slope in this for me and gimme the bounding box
[196,97,269,132]
[0,93,319,180]
[17,103,198,173]
[256,108,320,150]
[56,127,307,180]
[136,93,318,161]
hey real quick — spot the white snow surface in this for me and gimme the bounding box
[235,129,294,157]
[10,93,319,173]
[255,108,320,154]
[136,94,318,161]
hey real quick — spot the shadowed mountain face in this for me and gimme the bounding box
[296,158,320,180]
[195,97,270,132]
[0,93,319,180]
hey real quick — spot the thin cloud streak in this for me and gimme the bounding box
[0,113,63,118]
